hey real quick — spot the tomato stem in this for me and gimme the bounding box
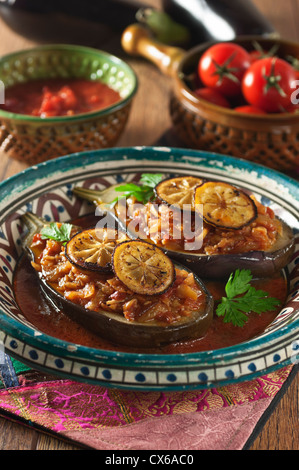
[211,52,240,85]
[251,40,279,58]
[286,54,299,71]
[262,58,287,97]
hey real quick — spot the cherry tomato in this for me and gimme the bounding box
[249,51,263,64]
[248,42,279,64]
[234,105,266,114]
[198,43,251,97]
[242,57,297,113]
[195,87,230,108]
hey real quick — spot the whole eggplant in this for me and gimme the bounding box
[162,0,276,46]
[0,0,276,48]
[0,0,150,46]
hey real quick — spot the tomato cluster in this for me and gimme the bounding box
[195,42,299,114]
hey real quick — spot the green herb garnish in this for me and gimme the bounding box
[140,173,164,188]
[216,269,281,327]
[41,222,72,245]
[113,173,163,204]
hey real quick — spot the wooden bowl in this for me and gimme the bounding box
[122,25,299,174]
[0,44,137,165]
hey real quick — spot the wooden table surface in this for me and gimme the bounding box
[0,0,298,450]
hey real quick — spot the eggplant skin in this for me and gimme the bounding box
[0,0,149,45]
[38,269,214,349]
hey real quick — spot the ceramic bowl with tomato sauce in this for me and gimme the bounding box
[122,28,299,174]
[0,44,137,164]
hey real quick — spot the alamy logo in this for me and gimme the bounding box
[291,80,299,105]
[95,200,204,251]
[0,81,4,105]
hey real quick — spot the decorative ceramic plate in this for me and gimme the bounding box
[0,147,298,391]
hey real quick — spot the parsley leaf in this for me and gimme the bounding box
[224,268,253,299]
[216,269,281,327]
[41,222,72,245]
[140,173,163,188]
[113,173,163,204]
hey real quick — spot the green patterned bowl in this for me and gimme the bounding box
[0,44,137,164]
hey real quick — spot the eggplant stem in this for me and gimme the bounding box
[72,187,103,204]
[20,212,50,248]
[21,212,49,232]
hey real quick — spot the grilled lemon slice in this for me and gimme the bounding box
[194,181,257,230]
[66,227,128,272]
[155,176,204,209]
[112,240,175,295]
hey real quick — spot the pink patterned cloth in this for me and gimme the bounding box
[64,399,273,450]
[0,365,293,450]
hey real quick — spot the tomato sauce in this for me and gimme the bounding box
[0,78,121,117]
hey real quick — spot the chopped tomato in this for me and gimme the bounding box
[0,78,121,117]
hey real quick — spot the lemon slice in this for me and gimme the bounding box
[112,240,175,295]
[155,176,204,209]
[66,227,128,272]
[194,181,257,229]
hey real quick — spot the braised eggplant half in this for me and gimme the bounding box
[162,222,294,279]
[21,213,213,348]
[73,177,295,279]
